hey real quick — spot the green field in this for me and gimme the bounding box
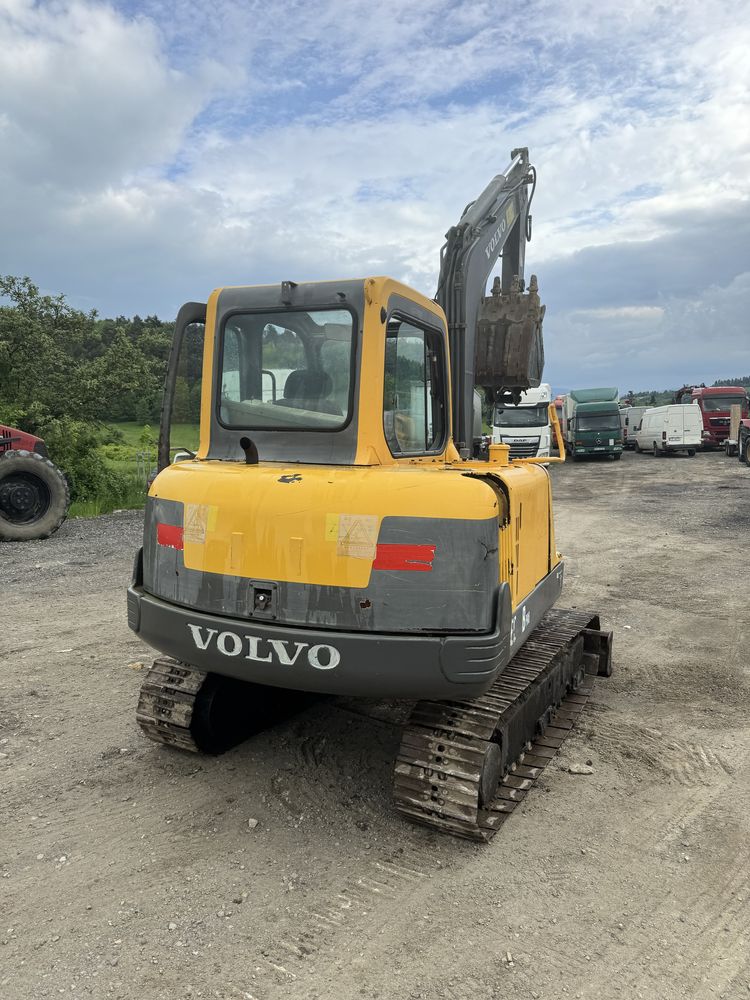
[68,422,200,519]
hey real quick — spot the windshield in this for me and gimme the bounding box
[494,403,549,428]
[219,308,355,430]
[701,395,747,412]
[575,414,622,432]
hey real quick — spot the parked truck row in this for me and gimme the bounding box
[548,384,750,464]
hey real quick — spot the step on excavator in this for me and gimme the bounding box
[127,148,612,841]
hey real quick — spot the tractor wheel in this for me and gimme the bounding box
[744,436,750,466]
[0,450,70,541]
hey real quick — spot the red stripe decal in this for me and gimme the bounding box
[157,523,184,550]
[372,543,435,572]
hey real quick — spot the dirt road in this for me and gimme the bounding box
[2,451,749,1000]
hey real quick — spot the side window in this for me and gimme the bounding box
[383,316,446,455]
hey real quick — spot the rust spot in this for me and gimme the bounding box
[359,599,372,609]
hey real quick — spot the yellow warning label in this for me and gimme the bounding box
[336,514,378,560]
[184,503,218,544]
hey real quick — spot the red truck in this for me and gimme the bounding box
[0,425,70,540]
[674,385,750,449]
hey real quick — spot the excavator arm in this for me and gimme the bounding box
[436,147,545,456]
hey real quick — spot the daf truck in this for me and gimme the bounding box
[492,383,551,459]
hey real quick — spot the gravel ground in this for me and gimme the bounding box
[1,449,749,1000]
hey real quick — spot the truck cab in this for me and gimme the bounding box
[492,383,551,459]
[564,388,623,461]
[676,386,749,448]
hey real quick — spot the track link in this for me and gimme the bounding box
[393,609,612,841]
[136,656,319,755]
[136,657,206,752]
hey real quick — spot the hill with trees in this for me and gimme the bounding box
[0,275,177,508]
[620,377,750,408]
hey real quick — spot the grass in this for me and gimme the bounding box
[68,422,200,519]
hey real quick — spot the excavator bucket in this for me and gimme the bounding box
[476,274,545,398]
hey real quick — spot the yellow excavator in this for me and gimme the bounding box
[127,148,612,841]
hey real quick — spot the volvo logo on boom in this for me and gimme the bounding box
[187,623,340,670]
[484,218,508,260]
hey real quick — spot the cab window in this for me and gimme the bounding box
[383,316,446,455]
[219,308,355,431]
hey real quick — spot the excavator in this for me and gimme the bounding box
[127,148,612,841]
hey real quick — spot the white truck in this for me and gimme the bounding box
[632,404,702,456]
[492,383,552,459]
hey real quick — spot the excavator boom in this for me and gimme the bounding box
[437,147,544,454]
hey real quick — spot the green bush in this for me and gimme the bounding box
[1,404,135,506]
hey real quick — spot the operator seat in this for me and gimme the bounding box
[274,369,341,415]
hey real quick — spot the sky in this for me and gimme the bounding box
[1,0,749,393]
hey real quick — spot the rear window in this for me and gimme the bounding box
[219,308,355,430]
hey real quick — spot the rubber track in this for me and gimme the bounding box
[393,608,603,841]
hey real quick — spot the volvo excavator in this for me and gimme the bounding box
[127,148,612,841]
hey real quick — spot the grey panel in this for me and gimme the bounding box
[127,566,563,699]
[127,584,508,700]
[207,280,366,465]
[508,561,564,656]
[143,498,499,633]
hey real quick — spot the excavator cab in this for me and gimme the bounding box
[160,279,456,471]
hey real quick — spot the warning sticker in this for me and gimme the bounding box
[184,503,218,544]
[327,513,378,559]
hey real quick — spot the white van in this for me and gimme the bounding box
[492,383,552,459]
[632,404,702,456]
[620,406,647,449]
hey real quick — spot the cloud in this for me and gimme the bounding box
[572,307,665,321]
[0,0,749,393]
[0,1,225,190]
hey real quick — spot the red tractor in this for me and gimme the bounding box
[0,425,70,541]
